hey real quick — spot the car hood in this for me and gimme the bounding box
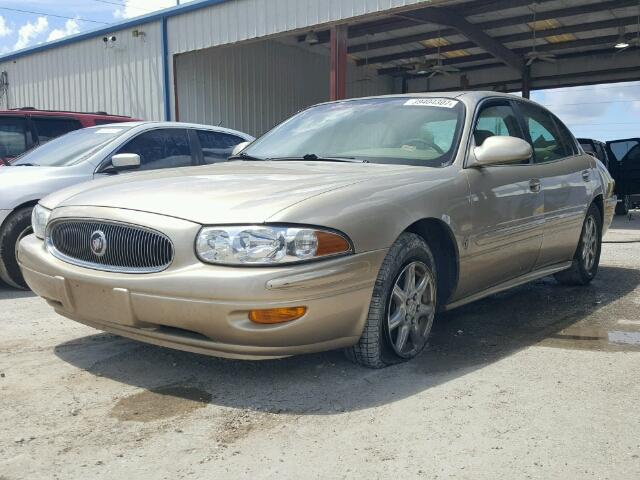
[43,161,411,224]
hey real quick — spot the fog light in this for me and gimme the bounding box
[248,307,307,324]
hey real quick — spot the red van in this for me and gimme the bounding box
[0,108,136,165]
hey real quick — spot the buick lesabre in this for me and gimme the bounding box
[18,92,616,368]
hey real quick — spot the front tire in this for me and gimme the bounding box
[554,203,602,286]
[0,207,34,289]
[346,233,437,368]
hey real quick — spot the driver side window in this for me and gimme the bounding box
[474,101,529,164]
[474,103,524,146]
[116,128,194,171]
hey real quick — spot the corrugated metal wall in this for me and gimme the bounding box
[0,22,164,120]
[0,0,430,123]
[175,40,394,136]
[167,0,436,55]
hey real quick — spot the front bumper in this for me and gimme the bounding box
[18,229,386,360]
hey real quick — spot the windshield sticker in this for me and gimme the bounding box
[404,98,459,108]
[95,128,123,134]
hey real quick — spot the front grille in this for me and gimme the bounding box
[47,219,174,273]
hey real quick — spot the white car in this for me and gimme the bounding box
[0,121,253,288]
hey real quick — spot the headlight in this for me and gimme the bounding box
[195,225,352,265]
[31,204,51,240]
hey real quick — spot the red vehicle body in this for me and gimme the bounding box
[0,108,137,165]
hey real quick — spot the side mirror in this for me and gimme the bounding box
[231,141,251,156]
[473,136,533,166]
[110,153,141,171]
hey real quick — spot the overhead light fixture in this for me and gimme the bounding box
[305,31,319,45]
[615,26,630,49]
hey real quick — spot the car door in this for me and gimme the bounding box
[460,99,544,296]
[606,138,640,195]
[113,128,197,171]
[515,102,591,268]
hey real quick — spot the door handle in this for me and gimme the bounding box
[582,169,590,182]
[529,178,541,193]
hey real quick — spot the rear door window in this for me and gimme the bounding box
[117,128,194,170]
[32,117,82,143]
[517,103,570,163]
[0,116,28,158]
[196,130,245,164]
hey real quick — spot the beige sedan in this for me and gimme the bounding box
[18,92,616,368]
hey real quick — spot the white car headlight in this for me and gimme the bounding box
[31,204,51,240]
[195,225,352,265]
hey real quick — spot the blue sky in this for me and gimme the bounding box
[0,1,638,142]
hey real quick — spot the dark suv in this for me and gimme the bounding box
[0,108,134,164]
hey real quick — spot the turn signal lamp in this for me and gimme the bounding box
[248,307,307,324]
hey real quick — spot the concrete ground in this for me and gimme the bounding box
[1,214,639,480]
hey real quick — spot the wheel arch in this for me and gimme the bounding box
[1,199,39,230]
[404,217,460,306]
[592,194,604,225]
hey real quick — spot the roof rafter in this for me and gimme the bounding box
[356,14,640,66]
[393,7,525,71]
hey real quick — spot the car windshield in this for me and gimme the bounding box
[11,125,133,167]
[243,97,465,167]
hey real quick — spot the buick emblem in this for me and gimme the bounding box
[90,230,107,257]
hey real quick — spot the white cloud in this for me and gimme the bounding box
[14,16,49,51]
[0,16,12,38]
[113,0,195,19]
[47,19,80,42]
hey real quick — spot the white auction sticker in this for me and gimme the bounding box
[404,98,459,108]
[95,128,124,134]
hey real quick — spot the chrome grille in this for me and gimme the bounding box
[47,219,174,273]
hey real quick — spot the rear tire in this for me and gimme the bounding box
[554,203,602,286]
[345,233,437,368]
[615,195,630,215]
[0,207,34,289]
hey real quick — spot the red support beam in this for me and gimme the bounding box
[330,24,348,101]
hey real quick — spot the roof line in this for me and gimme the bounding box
[0,0,232,63]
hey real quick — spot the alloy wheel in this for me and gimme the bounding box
[581,215,598,271]
[387,261,436,358]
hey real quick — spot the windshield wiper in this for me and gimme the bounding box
[228,152,264,161]
[13,163,37,167]
[269,154,368,163]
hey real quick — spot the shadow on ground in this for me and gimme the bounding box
[54,266,639,415]
[0,285,36,300]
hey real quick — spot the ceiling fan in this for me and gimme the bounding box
[615,3,640,53]
[412,31,460,78]
[355,35,374,83]
[412,55,461,77]
[525,3,557,65]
